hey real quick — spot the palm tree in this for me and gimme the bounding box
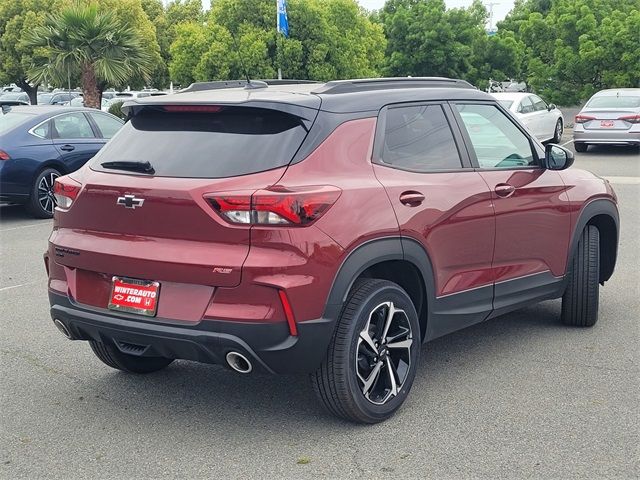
[26,3,153,108]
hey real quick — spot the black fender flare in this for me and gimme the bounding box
[322,236,436,334]
[566,198,619,282]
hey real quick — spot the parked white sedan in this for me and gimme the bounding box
[491,92,564,143]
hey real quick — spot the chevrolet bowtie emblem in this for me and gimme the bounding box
[117,194,144,209]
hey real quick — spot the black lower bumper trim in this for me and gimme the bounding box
[49,292,337,374]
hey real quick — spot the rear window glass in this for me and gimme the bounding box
[90,107,308,178]
[0,112,32,134]
[586,95,640,109]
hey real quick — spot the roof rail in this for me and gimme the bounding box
[312,77,475,95]
[179,79,321,93]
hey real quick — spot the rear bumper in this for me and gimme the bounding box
[573,128,640,145]
[49,291,338,374]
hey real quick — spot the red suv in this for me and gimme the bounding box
[46,78,619,423]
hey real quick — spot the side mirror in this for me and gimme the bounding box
[548,103,556,111]
[545,143,574,170]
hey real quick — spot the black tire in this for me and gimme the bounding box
[561,225,600,327]
[89,341,173,373]
[552,119,563,143]
[310,279,421,423]
[574,142,588,153]
[25,167,60,219]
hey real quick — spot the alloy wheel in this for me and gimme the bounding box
[356,301,414,405]
[38,171,59,215]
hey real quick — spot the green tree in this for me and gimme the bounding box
[499,0,640,104]
[0,0,54,104]
[380,0,518,87]
[26,3,154,108]
[168,0,385,83]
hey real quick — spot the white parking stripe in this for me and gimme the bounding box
[0,222,52,232]
[604,176,640,185]
[0,281,42,292]
[560,139,574,146]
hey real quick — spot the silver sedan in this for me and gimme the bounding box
[573,88,640,152]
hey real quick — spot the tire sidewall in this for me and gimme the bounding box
[342,283,421,422]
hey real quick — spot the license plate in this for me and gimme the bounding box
[600,120,614,128]
[108,277,160,316]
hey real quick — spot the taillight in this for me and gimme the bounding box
[575,114,596,124]
[207,186,341,226]
[53,177,82,209]
[0,149,10,160]
[619,114,640,124]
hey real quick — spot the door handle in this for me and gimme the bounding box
[399,191,425,206]
[59,144,75,152]
[494,183,516,198]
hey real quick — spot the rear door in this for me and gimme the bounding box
[372,102,496,336]
[516,95,537,136]
[530,94,553,140]
[51,112,104,172]
[452,102,571,313]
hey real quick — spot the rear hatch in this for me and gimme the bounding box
[50,99,319,313]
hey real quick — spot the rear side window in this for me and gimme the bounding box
[379,104,462,172]
[52,113,95,139]
[91,107,308,178]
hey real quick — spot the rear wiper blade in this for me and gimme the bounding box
[101,160,155,174]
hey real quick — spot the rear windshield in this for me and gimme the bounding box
[0,112,32,134]
[90,107,308,178]
[586,95,640,109]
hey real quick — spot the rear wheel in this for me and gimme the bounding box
[311,279,420,423]
[574,142,588,153]
[89,341,173,373]
[552,119,563,143]
[561,225,600,327]
[26,168,60,219]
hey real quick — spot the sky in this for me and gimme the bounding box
[197,1,516,27]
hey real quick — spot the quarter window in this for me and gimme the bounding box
[380,104,462,172]
[51,113,95,139]
[455,104,536,169]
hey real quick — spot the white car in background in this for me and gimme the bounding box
[491,92,564,143]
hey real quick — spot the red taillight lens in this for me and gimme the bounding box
[0,149,10,160]
[207,186,341,226]
[575,114,596,124]
[53,177,82,210]
[619,114,640,124]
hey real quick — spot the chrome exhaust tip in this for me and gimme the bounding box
[225,351,253,374]
[53,319,72,340]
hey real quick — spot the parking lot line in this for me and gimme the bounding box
[0,222,52,232]
[604,176,640,185]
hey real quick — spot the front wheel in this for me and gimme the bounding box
[311,279,421,423]
[561,225,600,327]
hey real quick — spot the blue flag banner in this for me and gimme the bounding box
[277,0,289,38]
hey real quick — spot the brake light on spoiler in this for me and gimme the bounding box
[207,186,341,226]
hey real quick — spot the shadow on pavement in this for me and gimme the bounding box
[60,300,565,431]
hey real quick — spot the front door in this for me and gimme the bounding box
[452,102,571,313]
[372,102,496,339]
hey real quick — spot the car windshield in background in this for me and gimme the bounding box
[587,95,640,109]
[498,100,514,109]
[0,112,33,134]
[90,107,308,178]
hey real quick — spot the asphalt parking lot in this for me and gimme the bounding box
[1,135,639,479]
